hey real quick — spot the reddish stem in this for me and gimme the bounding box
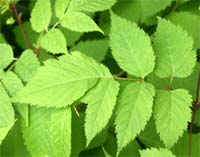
[11,3,32,50]
[188,72,200,157]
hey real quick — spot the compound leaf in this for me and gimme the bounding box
[110,12,155,78]
[154,89,192,148]
[115,82,155,154]
[13,51,113,108]
[153,18,196,78]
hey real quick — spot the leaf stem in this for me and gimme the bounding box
[188,72,200,157]
[10,2,32,50]
[113,76,142,82]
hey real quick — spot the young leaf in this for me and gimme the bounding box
[60,11,103,33]
[154,89,192,148]
[110,12,155,78]
[168,11,200,49]
[55,0,70,19]
[40,29,68,54]
[153,18,196,78]
[1,72,28,125]
[0,43,13,69]
[15,49,40,83]
[140,148,175,157]
[68,0,116,12]
[115,82,155,154]
[70,39,109,61]
[22,106,71,157]
[30,0,52,32]
[0,83,15,127]
[13,52,113,108]
[81,79,119,146]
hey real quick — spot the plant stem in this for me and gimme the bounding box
[188,72,200,157]
[113,76,142,82]
[11,2,32,50]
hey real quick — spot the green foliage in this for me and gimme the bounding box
[70,39,109,61]
[0,0,199,156]
[153,18,196,78]
[30,0,52,32]
[115,82,155,154]
[15,49,40,82]
[154,89,192,148]
[168,11,200,49]
[22,106,71,157]
[60,11,103,33]
[110,12,155,78]
[0,83,14,127]
[68,0,117,12]
[81,79,119,145]
[0,43,13,69]
[140,148,175,157]
[40,29,68,54]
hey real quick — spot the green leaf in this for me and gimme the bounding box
[40,29,68,54]
[0,43,13,69]
[173,63,200,100]
[0,120,30,157]
[13,52,113,108]
[140,148,175,157]
[0,83,15,127]
[113,0,173,23]
[115,82,155,154]
[0,121,14,145]
[171,132,200,156]
[153,18,196,78]
[153,89,192,148]
[55,0,70,19]
[1,72,28,125]
[110,12,155,78]
[81,79,119,145]
[60,11,103,33]
[22,106,71,157]
[15,49,40,83]
[168,11,200,49]
[30,0,52,32]
[68,0,116,12]
[70,39,109,61]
